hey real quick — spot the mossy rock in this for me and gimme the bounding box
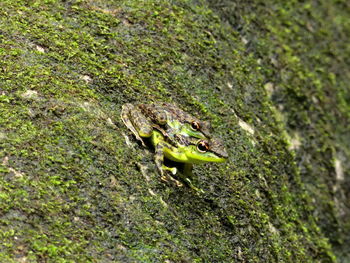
[0,0,349,262]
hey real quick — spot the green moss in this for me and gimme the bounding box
[0,0,348,262]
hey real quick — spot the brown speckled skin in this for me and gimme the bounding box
[122,102,208,144]
[121,102,228,159]
[160,102,212,138]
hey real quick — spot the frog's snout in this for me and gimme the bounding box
[208,138,228,159]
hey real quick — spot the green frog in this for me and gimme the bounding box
[121,103,228,185]
[122,103,211,143]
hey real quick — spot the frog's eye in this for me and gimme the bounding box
[197,141,209,152]
[191,121,200,131]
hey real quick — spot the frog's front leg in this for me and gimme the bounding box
[154,141,183,187]
[121,103,153,147]
[183,164,204,193]
[183,163,193,176]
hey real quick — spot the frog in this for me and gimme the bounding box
[121,102,214,149]
[125,103,211,143]
[121,103,228,186]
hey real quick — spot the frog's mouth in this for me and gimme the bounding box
[187,154,227,164]
[186,146,227,164]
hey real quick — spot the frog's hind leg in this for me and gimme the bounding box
[155,142,183,187]
[139,104,168,126]
[121,104,153,147]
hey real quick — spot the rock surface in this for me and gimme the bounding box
[0,0,349,262]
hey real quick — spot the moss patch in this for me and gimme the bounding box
[0,0,348,262]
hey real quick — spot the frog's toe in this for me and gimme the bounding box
[169,167,177,175]
[174,179,183,187]
[185,178,205,193]
[161,165,177,175]
[160,175,183,187]
[168,175,183,187]
[160,175,169,182]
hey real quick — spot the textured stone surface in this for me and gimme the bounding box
[0,0,349,262]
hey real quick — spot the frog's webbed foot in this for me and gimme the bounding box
[155,142,183,187]
[159,167,183,187]
[121,103,153,147]
[160,174,183,187]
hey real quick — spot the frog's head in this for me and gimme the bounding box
[162,102,212,139]
[185,138,228,163]
[180,120,212,139]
